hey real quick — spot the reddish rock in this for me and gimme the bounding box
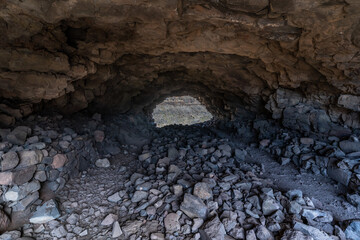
[0,165,36,185]
[94,130,105,143]
[0,172,14,185]
[52,154,68,169]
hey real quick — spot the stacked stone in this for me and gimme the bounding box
[0,115,102,234]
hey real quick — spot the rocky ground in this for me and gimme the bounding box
[0,115,360,239]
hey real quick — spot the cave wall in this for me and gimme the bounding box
[0,0,360,132]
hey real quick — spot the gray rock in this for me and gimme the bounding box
[138,153,151,161]
[7,126,30,145]
[18,150,43,167]
[192,218,204,232]
[101,214,117,226]
[51,226,67,238]
[112,221,123,238]
[180,193,208,219]
[193,182,213,200]
[1,151,19,171]
[235,149,247,160]
[4,180,40,202]
[12,191,39,211]
[168,147,179,160]
[0,230,21,240]
[246,229,257,240]
[108,192,121,202]
[256,225,274,240]
[301,209,333,223]
[345,220,360,240]
[29,199,61,224]
[339,140,360,154]
[164,213,180,233]
[262,196,280,215]
[150,233,165,240]
[293,222,330,240]
[122,220,144,238]
[289,201,302,215]
[281,230,313,240]
[131,191,148,203]
[347,193,360,208]
[95,158,110,168]
[203,216,226,240]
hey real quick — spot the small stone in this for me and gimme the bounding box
[29,199,61,224]
[150,233,165,240]
[281,230,312,240]
[293,222,330,240]
[1,151,19,171]
[101,214,117,226]
[262,196,280,215]
[339,140,360,154]
[112,221,122,238]
[79,230,88,237]
[289,201,302,214]
[300,138,314,145]
[95,158,110,168]
[180,193,208,219]
[301,209,333,223]
[66,214,79,225]
[280,157,291,165]
[192,218,204,232]
[108,192,121,203]
[345,220,360,240]
[58,140,70,149]
[256,225,274,240]
[259,139,270,147]
[235,149,247,160]
[131,191,148,203]
[0,165,36,185]
[203,216,226,240]
[94,130,105,142]
[18,150,43,167]
[0,230,21,240]
[173,184,183,196]
[51,226,67,238]
[52,154,67,169]
[7,126,30,145]
[164,213,180,233]
[193,182,213,200]
[168,147,179,160]
[138,153,151,161]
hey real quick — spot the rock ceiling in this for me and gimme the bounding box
[0,0,360,129]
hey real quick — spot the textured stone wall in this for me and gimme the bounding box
[0,0,360,132]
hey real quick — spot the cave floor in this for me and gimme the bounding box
[28,125,358,239]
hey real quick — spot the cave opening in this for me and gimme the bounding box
[151,96,213,128]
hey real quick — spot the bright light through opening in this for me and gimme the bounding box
[152,96,213,127]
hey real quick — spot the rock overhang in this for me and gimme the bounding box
[0,0,359,131]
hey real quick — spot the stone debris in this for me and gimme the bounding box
[29,199,61,224]
[0,117,358,239]
[95,158,110,168]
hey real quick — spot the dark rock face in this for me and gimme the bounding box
[0,0,359,131]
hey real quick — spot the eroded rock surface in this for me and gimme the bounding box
[0,0,360,132]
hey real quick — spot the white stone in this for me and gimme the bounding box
[95,158,110,168]
[112,221,122,238]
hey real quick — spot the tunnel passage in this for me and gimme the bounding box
[152,96,213,127]
[0,0,360,238]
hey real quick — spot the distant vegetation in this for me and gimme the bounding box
[152,96,213,127]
